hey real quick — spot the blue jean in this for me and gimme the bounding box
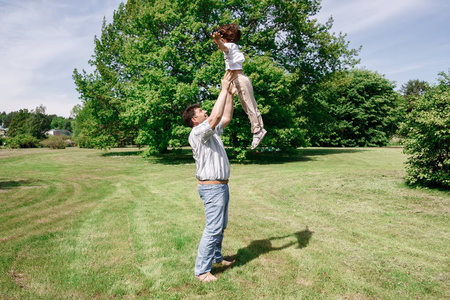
[194,183,230,275]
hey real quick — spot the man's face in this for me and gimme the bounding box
[192,107,208,126]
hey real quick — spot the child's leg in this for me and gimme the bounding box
[233,73,264,134]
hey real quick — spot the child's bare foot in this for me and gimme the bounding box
[251,129,267,150]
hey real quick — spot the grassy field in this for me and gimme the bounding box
[0,147,448,299]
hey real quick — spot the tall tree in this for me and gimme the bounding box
[1,111,18,128]
[7,109,31,138]
[73,0,359,157]
[7,106,52,140]
[27,105,52,139]
[400,79,429,112]
[303,69,405,147]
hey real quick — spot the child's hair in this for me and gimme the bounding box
[182,104,201,127]
[215,23,241,43]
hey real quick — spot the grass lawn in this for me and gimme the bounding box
[0,147,448,299]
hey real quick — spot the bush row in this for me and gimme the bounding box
[1,134,75,149]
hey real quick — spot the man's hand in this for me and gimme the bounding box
[221,71,233,93]
[207,71,234,129]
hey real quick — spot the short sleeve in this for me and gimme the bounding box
[192,120,215,144]
[215,121,224,136]
[224,43,245,64]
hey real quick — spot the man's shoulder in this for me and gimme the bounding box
[190,120,215,139]
[192,120,211,132]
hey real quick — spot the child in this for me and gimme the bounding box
[211,24,267,150]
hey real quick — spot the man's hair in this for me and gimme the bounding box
[216,23,241,43]
[182,104,201,128]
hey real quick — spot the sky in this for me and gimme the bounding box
[1,0,449,118]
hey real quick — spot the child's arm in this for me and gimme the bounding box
[211,32,229,53]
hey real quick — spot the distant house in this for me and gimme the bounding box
[0,126,8,137]
[45,129,72,137]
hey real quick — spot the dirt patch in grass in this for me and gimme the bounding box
[0,235,16,243]
[7,270,27,289]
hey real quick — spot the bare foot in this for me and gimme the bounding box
[195,272,217,283]
[215,259,235,266]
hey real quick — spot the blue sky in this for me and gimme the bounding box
[1,0,449,118]
[316,0,450,88]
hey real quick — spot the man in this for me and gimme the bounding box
[182,71,235,282]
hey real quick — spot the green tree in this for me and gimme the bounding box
[401,71,450,189]
[50,116,73,132]
[0,112,5,127]
[7,105,52,140]
[70,104,82,119]
[400,79,429,112]
[73,0,359,158]
[303,69,405,147]
[7,109,31,138]
[26,105,52,140]
[70,104,83,141]
[1,111,18,128]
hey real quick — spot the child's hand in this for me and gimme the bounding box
[211,32,229,53]
[211,32,222,44]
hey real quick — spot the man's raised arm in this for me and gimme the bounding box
[221,89,234,128]
[207,71,233,129]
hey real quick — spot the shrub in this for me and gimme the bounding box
[40,135,72,149]
[6,134,40,148]
[0,136,6,147]
[400,71,450,189]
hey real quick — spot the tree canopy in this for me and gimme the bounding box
[7,109,32,138]
[1,111,18,128]
[8,105,52,140]
[73,0,359,158]
[4,106,75,148]
[401,71,450,189]
[302,69,405,147]
[50,117,73,132]
[400,79,430,112]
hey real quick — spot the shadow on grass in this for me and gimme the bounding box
[0,179,40,190]
[403,181,450,192]
[101,150,144,157]
[213,228,313,275]
[108,148,365,165]
[236,148,365,165]
[299,148,365,157]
